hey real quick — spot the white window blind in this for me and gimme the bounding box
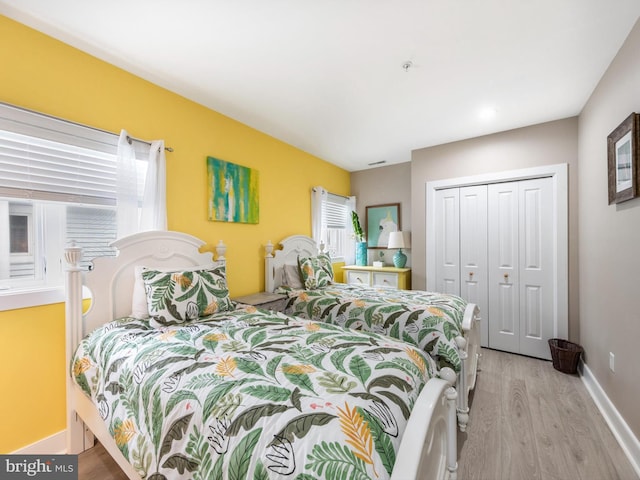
[66,205,117,269]
[0,130,117,206]
[324,193,349,229]
[0,102,122,206]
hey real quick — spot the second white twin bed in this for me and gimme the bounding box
[265,234,480,432]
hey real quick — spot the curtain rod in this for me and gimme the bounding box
[333,193,350,200]
[126,135,174,153]
[0,101,174,153]
[312,187,350,200]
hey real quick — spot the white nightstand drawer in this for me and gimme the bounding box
[342,266,411,290]
[346,270,371,285]
[372,272,399,288]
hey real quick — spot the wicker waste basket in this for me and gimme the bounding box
[548,338,583,374]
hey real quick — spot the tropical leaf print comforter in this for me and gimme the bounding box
[277,284,467,373]
[71,306,438,480]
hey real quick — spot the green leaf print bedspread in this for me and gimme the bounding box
[277,284,467,372]
[72,306,438,480]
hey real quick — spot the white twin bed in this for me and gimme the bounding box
[264,235,481,431]
[65,230,460,479]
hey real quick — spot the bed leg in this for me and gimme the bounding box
[456,370,469,432]
[455,335,469,432]
[456,408,469,434]
[446,385,458,480]
[66,412,86,454]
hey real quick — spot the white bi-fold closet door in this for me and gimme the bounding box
[435,185,488,345]
[434,177,555,360]
[487,178,554,359]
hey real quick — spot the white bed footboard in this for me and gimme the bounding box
[392,368,458,480]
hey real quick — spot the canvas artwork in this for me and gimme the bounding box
[366,203,400,248]
[207,156,259,223]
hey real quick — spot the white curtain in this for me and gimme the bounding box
[116,130,138,238]
[345,196,357,265]
[141,140,167,231]
[311,186,327,249]
[116,130,167,238]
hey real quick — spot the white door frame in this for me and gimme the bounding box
[426,163,568,341]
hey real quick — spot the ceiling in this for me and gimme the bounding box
[1,1,640,172]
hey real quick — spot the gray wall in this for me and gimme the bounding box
[350,17,640,442]
[351,162,411,266]
[578,17,640,440]
[410,118,580,342]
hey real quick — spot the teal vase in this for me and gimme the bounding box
[355,242,367,266]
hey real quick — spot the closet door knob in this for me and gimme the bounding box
[503,273,509,281]
[469,272,474,278]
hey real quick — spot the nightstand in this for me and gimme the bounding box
[341,266,411,290]
[232,292,287,313]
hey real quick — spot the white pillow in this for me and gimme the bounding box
[132,265,151,318]
[283,264,304,289]
[131,263,220,319]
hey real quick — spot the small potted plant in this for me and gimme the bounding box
[351,211,367,266]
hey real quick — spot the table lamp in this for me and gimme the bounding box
[388,231,407,268]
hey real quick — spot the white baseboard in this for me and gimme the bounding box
[10,430,66,455]
[579,360,640,478]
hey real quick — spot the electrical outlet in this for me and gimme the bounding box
[609,352,615,372]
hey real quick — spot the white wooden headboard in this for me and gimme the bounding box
[66,230,223,342]
[265,235,320,292]
[64,230,225,457]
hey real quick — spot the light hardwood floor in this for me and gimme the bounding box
[458,348,637,480]
[78,348,638,480]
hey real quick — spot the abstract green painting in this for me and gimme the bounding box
[207,156,259,223]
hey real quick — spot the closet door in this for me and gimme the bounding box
[459,185,488,347]
[487,182,520,353]
[518,178,553,359]
[435,188,460,295]
[429,168,565,360]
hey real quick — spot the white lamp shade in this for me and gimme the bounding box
[388,231,405,249]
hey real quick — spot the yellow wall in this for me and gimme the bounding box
[0,303,66,453]
[0,15,350,452]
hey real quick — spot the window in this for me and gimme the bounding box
[323,193,350,260]
[7,203,35,280]
[9,212,29,254]
[0,103,149,304]
[311,188,354,263]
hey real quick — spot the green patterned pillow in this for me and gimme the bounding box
[298,253,333,289]
[141,265,234,327]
